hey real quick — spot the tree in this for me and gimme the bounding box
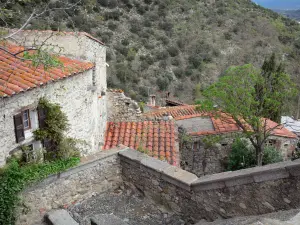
[199,64,297,166]
[259,53,286,123]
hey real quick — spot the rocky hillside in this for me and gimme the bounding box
[275,9,300,22]
[2,0,300,109]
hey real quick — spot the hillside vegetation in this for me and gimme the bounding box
[275,9,300,22]
[2,0,300,111]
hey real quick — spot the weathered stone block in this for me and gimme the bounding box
[118,149,147,163]
[45,209,78,225]
[162,166,198,191]
[253,167,289,183]
[285,160,300,177]
[141,157,171,173]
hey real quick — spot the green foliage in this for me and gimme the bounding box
[23,49,63,70]
[227,138,256,171]
[228,138,283,171]
[200,63,297,165]
[0,158,79,225]
[263,146,283,165]
[33,98,81,161]
[34,98,68,143]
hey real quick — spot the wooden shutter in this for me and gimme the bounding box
[14,113,25,143]
[37,107,47,128]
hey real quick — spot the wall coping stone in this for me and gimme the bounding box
[118,149,300,192]
[119,149,198,191]
[162,166,198,191]
[25,146,127,191]
[192,159,300,191]
[140,157,171,173]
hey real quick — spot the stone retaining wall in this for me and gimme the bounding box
[119,149,300,223]
[17,148,125,225]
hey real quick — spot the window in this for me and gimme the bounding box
[14,109,31,143]
[22,110,31,130]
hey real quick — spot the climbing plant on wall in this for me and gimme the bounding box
[33,98,81,160]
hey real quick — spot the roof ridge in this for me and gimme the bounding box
[8,29,105,45]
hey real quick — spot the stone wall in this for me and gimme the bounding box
[107,90,142,122]
[179,132,235,177]
[17,148,124,225]
[119,149,300,223]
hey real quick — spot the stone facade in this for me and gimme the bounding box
[0,32,107,166]
[179,128,297,177]
[17,148,123,225]
[179,133,235,177]
[119,149,300,223]
[107,90,142,122]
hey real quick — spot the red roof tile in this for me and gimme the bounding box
[265,119,297,139]
[0,43,94,97]
[103,121,179,166]
[145,105,297,139]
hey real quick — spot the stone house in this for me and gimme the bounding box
[0,31,107,166]
[144,105,298,176]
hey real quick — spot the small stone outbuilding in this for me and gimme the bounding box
[145,105,298,176]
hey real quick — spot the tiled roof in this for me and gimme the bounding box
[103,121,178,166]
[145,105,297,139]
[144,105,204,119]
[0,43,94,97]
[9,29,105,45]
[266,119,298,139]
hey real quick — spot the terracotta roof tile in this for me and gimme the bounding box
[0,43,94,97]
[145,105,297,139]
[103,121,179,166]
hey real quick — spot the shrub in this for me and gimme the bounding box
[167,46,179,57]
[188,54,203,69]
[224,31,232,40]
[156,77,169,90]
[130,20,141,33]
[227,138,256,171]
[0,158,79,224]
[104,9,122,20]
[171,57,180,66]
[262,147,283,165]
[228,139,284,171]
[108,21,118,30]
[173,68,184,78]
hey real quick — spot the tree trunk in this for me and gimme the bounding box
[256,145,264,166]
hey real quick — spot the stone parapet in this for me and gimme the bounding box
[119,149,300,222]
[17,147,126,225]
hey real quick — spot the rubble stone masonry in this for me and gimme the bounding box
[107,90,142,122]
[120,149,300,223]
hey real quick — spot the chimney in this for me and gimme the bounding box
[149,95,156,106]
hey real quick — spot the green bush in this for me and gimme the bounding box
[228,138,284,171]
[167,46,179,57]
[262,146,283,165]
[0,158,79,224]
[227,138,256,171]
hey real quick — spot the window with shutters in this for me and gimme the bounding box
[14,113,25,143]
